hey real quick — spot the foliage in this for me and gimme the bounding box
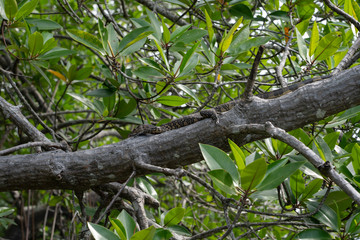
[0,0,360,239]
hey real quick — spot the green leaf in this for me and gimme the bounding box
[0,0,7,20]
[86,89,115,98]
[4,0,18,20]
[162,19,170,43]
[133,66,164,81]
[345,212,360,234]
[156,96,189,107]
[25,18,62,30]
[0,207,15,218]
[176,84,200,105]
[296,27,308,61]
[229,4,253,19]
[290,170,305,199]
[117,210,136,239]
[67,93,103,116]
[297,0,316,20]
[163,207,185,227]
[154,229,172,240]
[173,29,207,44]
[118,27,152,54]
[137,176,158,199]
[88,222,120,240]
[325,191,353,212]
[98,20,109,54]
[154,39,170,70]
[323,132,340,150]
[67,29,105,55]
[30,62,51,85]
[146,8,161,40]
[269,10,290,21]
[295,228,332,239]
[200,144,240,183]
[15,0,39,20]
[204,10,214,43]
[167,225,191,236]
[228,139,246,170]
[241,158,267,192]
[107,23,121,56]
[257,161,306,191]
[109,218,127,240]
[299,178,322,201]
[208,169,236,195]
[232,36,271,55]
[28,31,43,57]
[170,24,192,42]
[313,32,342,61]
[309,21,319,57]
[179,41,200,73]
[38,47,76,60]
[307,200,340,232]
[352,144,360,175]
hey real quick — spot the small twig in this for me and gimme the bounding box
[323,0,360,31]
[242,45,265,100]
[0,141,67,155]
[94,170,136,224]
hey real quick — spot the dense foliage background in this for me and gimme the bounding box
[1,0,360,239]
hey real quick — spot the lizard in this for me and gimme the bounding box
[129,74,332,136]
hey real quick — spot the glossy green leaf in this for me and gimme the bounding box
[290,170,305,199]
[107,23,121,56]
[88,222,120,240]
[0,207,14,218]
[296,27,308,60]
[130,226,156,240]
[295,228,332,239]
[167,225,191,236]
[67,93,103,115]
[173,29,207,44]
[146,8,161,40]
[86,89,115,98]
[67,29,105,54]
[204,10,214,43]
[179,41,200,73]
[200,144,240,183]
[169,24,192,42]
[178,54,199,77]
[313,32,342,61]
[117,210,136,239]
[296,18,310,35]
[137,176,158,199]
[156,96,189,107]
[154,229,172,240]
[208,169,236,195]
[109,218,127,240]
[134,66,164,81]
[228,139,246,170]
[299,179,322,201]
[307,201,340,232]
[352,144,360,175]
[309,21,319,57]
[119,27,152,54]
[163,208,185,227]
[345,212,360,234]
[39,38,57,54]
[4,0,18,20]
[234,36,271,54]
[162,20,170,43]
[229,4,253,19]
[15,0,39,20]
[241,158,267,192]
[176,84,200,105]
[98,20,109,54]
[39,47,76,60]
[257,161,306,191]
[269,10,290,21]
[28,31,43,57]
[26,18,62,30]
[154,39,170,70]
[323,132,340,150]
[0,0,7,19]
[325,191,353,211]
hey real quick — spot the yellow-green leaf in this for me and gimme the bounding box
[309,21,319,57]
[162,19,170,43]
[313,32,342,61]
[204,10,214,43]
[221,17,243,53]
[15,0,39,20]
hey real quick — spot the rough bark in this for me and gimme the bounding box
[0,66,359,191]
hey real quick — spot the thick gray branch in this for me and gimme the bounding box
[0,66,359,191]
